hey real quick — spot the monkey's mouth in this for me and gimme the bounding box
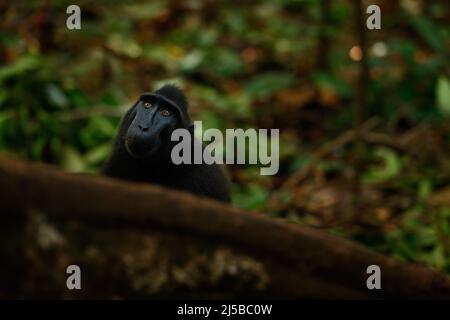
[125,137,160,159]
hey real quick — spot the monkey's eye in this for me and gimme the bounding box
[144,102,152,108]
[159,108,171,117]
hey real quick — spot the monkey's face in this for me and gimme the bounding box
[124,100,178,159]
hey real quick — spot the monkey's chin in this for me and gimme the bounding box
[125,140,159,159]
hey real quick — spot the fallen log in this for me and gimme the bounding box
[0,156,449,298]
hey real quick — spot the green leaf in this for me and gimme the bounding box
[84,143,112,165]
[204,49,244,77]
[313,72,352,97]
[0,56,41,82]
[60,146,86,173]
[120,3,166,20]
[418,179,432,200]
[411,16,444,53]
[31,137,47,160]
[232,183,269,210]
[245,72,296,98]
[436,75,450,116]
[363,147,402,183]
[46,84,68,108]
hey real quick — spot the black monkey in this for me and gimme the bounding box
[101,85,231,203]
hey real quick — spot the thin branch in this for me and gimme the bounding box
[268,117,380,209]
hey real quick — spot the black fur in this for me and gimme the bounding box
[101,85,231,203]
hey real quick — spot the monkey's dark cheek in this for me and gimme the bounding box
[125,138,145,157]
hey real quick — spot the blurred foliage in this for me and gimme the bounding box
[0,0,449,273]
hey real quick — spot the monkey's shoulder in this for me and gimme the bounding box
[150,163,231,203]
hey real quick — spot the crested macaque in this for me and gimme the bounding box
[102,85,231,203]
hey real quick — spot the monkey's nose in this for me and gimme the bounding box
[138,124,149,132]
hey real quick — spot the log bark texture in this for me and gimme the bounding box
[0,156,449,299]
